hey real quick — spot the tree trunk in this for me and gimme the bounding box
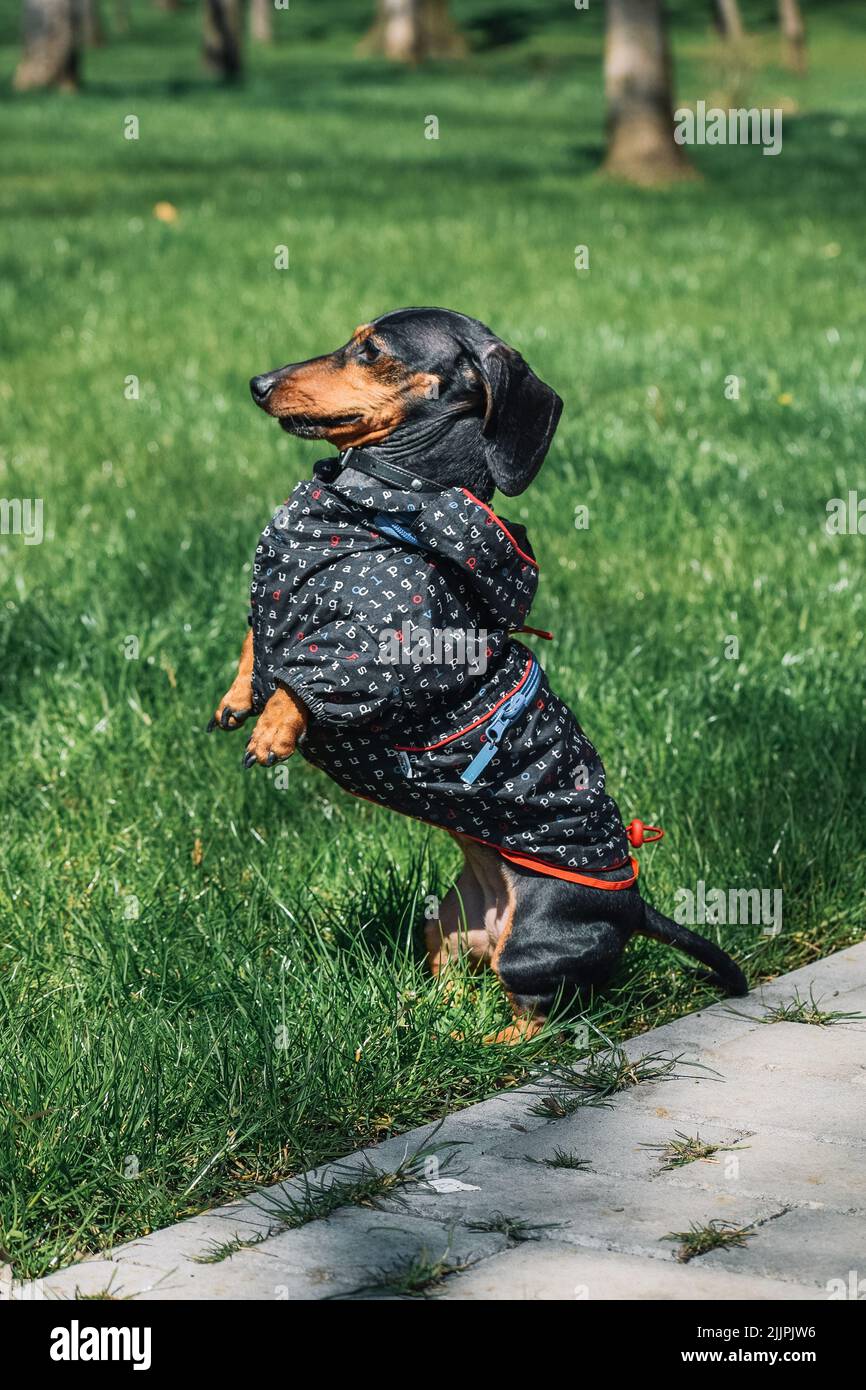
[778,0,806,75]
[712,0,745,41]
[83,0,104,45]
[359,0,466,64]
[603,0,695,185]
[203,0,243,79]
[14,0,83,90]
[423,0,466,57]
[361,0,422,62]
[250,0,272,44]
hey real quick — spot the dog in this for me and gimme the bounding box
[209,307,748,1043]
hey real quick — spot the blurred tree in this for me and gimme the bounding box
[250,0,272,44]
[360,0,466,64]
[712,0,745,41]
[778,0,806,74]
[203,0,243,79]
[14,0,83,90]
[603,0,694,184]
[83,0,104,45]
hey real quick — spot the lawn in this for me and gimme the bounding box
[1,0,864,1280]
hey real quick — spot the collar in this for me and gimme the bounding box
[313,447,442,494]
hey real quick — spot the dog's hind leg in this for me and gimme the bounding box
[425,835,515,978]
[424,840,551,1043]
[425,839,545,1043]
[424,862,486,978]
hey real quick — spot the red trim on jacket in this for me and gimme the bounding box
[394,657,534,753]
[496,846,639,890]
[461,490,539,568]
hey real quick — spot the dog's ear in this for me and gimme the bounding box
[473,342,563,496]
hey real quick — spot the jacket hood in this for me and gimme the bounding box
[324,473,540,631]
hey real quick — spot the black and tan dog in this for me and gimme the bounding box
[210,308,747,1042]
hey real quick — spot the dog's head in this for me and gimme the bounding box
[250,307,562,496]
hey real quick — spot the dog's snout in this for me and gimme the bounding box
[250,373,277,406]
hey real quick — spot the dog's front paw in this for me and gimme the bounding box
[243,686,308,767]
[483,1017,545,1046]
[207,677,254,733]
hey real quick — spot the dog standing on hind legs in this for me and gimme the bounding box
[209,307,748,1042]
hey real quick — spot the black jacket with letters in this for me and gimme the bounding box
[249,468,628,876]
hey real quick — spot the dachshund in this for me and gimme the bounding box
[209,308,748,1043]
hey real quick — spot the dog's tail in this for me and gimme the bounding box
[638,904,749,996]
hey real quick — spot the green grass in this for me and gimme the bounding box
[232,1133,461,1244]
[529,1148,592,1171]
[729,987,866,1026]
[466,1213,562,1242]
[665,1219,755,1263]
[0,0,864,1279]
[527,1044,704,1117]
[642,1131,746,1172]
[342,1245,470,1300]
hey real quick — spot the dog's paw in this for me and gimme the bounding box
[207,678,254,733]
[483,1018,544,1046]
[243,687,308,767]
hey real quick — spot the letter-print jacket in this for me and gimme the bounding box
[249,468,628,876]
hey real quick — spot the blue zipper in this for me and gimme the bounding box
[372,513,420,547]
[460,659,541,786]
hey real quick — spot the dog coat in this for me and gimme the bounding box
[249,466,629,877]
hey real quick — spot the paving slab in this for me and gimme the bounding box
[377,1156,788,1259]
[10,1208,506,1303]
[435,1242,828,1301]
[482,1106,866,1212]
[700,1018,866,1080]
[9,940,866,1302]
[698,1206,866,1289]
[618,1052,864,1142]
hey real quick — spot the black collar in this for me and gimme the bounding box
[313,447,442,494]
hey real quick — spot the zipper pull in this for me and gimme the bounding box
[460,734,500,785]
[460,659,541,786]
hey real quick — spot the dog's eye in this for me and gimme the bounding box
[358,339,381,362]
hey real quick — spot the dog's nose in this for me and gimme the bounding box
[250,373,276,405]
